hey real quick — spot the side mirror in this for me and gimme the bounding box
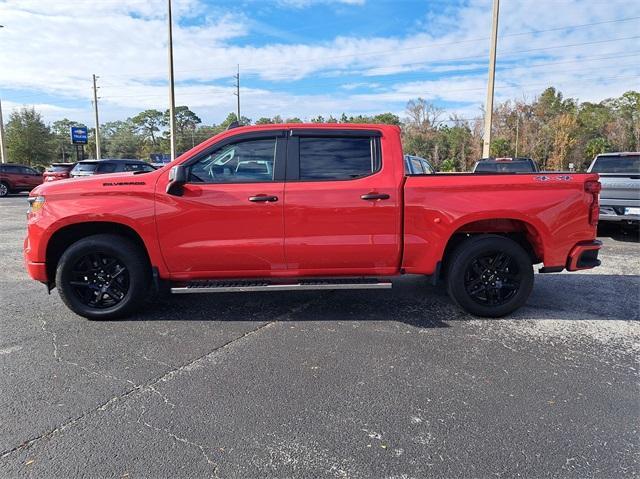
[166,165,187,196]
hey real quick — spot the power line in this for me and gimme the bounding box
[90,17,640,80]
[5,51,638,105]
[94,73,640,102]
[91,50,640,93]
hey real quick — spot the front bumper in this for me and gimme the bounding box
[24,235,48,282]
[566,240,602,271]
[25,260,48,282]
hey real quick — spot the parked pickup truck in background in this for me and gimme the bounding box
[24,124,602,320]
[473,157,539,173]
[587,152,640,228]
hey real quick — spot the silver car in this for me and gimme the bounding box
[587,152,640,227]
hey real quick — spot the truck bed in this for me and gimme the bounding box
[401,172,599,274]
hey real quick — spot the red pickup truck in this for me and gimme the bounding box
[24,123,602,320]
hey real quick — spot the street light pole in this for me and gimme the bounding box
[0,26,6,164]
[482,0,500,158]
[0,98,7,164]
[167,0,177,161]
[234,64,241,123]
[92,74,101,160]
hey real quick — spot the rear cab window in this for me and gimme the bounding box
[474,159,536,173]
[72,163,98,174]
[591,155,640,173]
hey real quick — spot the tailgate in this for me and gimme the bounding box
[598,174,640,201]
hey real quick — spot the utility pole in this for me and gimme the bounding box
[515,113,519,157]
[92,74,101,160]
[0,27,5,163]
[167,0,177,161]
[233,64,241,123]
[0,98,7,164]
[482,0,500,158]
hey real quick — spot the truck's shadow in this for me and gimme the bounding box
[138,273,640,326]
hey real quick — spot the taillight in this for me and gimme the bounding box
[585,180,601,226]
[585,181,601,194]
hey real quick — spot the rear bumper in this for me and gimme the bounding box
[599,202,640,224]
[566,240,602,271]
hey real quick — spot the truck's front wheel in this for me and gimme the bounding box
[56,234,150,320]
[446,235,533,317]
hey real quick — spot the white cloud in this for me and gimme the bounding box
[276,0,365,7]
[0,0,638,125]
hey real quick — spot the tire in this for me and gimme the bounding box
[0,182,9,197]
[55,234,151,320]
[446,235,534,317]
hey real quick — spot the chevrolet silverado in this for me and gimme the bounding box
[24,124,602,320]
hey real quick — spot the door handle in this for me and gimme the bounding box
[248,195,278,202]
[361,193,390,200]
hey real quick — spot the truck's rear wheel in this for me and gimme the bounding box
[56,234,150,320]
[446,235,533,317]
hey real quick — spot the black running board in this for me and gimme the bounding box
[171,278,392,294]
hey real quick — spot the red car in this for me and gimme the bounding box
[43,163,76,182]
[24,123,602,320]
[0,163,43,197]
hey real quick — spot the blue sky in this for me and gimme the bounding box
[0,0,639,125]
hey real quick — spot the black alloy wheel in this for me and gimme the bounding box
[69,253,130,308]
[464,251,520,306]
[446,235,534,317]
[56,234,150,320]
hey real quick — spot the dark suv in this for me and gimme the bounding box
[70,159,156,178]
[0,163,43,197]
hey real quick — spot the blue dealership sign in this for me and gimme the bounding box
[70,126,88,144]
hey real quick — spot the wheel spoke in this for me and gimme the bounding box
[493,252,510,272]
[464,250,521,307]
[68,252,129,309]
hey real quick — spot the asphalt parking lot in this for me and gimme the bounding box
[1,194,638,478]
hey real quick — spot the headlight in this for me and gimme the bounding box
[27,196,45,213]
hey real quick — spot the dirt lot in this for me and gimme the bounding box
[1,195,638,478]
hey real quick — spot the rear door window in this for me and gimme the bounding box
[97,163,118,173]
[298,137,376,180]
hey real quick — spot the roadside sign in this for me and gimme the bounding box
[568,162,575,171]
[70,126,88,144]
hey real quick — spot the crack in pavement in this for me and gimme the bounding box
[40,318,136,387]
[1,296,325,462]
[136,408,219,478]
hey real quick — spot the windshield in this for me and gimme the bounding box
[591,155,640,173]
[475,160,535,173]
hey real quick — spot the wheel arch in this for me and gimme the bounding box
[46,221,152,285]
[440,218,546,280]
